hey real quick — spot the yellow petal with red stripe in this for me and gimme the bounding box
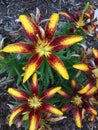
[23,54,43,83]
[50,35,83,51]
[8,88,29,102]
[3,42,34,54]
[57,89,70,98]
[92,48,98,58]
[42,102,63,115]
[9,104,28,126]
[73,107,82,128]
[78,83,92,94]
[31,73,38,95]
[46,53,69,80]
[73,63,90,72]
[29,109,40,130]
[41,87,61,100]
[85,86,97,97]
[19,15,42,42]
[60,11,74,21]
[45,13,59,41]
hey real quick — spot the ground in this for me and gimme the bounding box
[0,0,98,130]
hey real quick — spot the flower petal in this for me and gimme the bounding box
[57,90,71,98]
[73,63,90,72]
[3,42,34,54]
[29,109,41,130]
[40,87,61,100]
[73,107,82,128]
[19,15,42,43]
[42,102,63,115]
[78,82,93,94]
[60,11,75,21]
[85,103,97,116]
[71,80,78,92]
[8,88,29,102]
[45,13,59,41]
[23,53,43,83]
[31,73,38,95]
[61,104,73,113]
[50,35,83,51]
[46,53,69,80]
[9,104,29,126]
[92,48,98,65]
[85,86,97,98]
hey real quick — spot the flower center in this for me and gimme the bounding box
[72,95,82,106]
[36,36,51,56]
[28,96,42,109]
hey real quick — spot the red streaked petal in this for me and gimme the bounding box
[92,48,98,58]
[19,15,42,43]
[8,88,29,102]
[9,104,29,126]
[23,53,43,83]
[57,90,71,98]
[85,103,97,116]
[40,87,61,100]
[45,13,59,41]
[61,104,73,113]
[50,35,83,51]
[60,11,75,22]
[31,73,38,95]
[29,109,41,130]
[71,80,78,92]
[3,42,34,54]
[46,53,69,80]
[73,63,90,72]
[78,82,93,94]
[92,48,98,65]
[73,107,82,128]
[42,102,63,115]
[85,86,97,98]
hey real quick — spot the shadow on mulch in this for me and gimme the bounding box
[0,0,98,130]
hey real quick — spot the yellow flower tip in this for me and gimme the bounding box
[9,121,13,127]
[19,14,26,21]
[8,88,13,94]
[64,73,69,80]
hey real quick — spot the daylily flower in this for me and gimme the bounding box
[60,3,98,37]
[57,80,97,128]
[73,48,98,88]
[8,73,63,130]
[2,13,83,83]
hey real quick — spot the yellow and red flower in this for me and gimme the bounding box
[73,48,98,88]
[8,73,63,130]
[60,3,98,37]
[58,80,97,128]
[2,13,83,83]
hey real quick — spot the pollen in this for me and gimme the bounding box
[28,96,42,109]
[36,39,51,56]
[72,95,82,106]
